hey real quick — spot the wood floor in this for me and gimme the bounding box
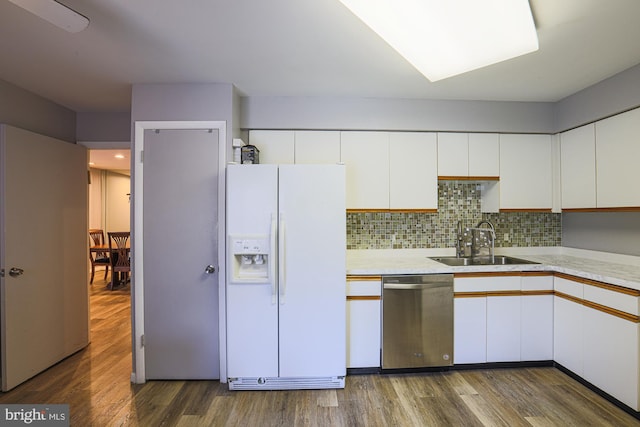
[1,274,639,426]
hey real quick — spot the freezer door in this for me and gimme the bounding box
[277,165,346,378]
[226,164,279,378]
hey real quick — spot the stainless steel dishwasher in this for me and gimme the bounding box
[382,274,454,369]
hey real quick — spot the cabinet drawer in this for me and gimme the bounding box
[521,273,553,291]
[583,283,639,316]
[347,276,382,297]
[455,274,521,293]
[554,276,583,299]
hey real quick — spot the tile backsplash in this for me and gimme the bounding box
[346,182,561,249]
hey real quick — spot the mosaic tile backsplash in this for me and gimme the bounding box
[346,182,561,249]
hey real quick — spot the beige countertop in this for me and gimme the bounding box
[347,247,640,291]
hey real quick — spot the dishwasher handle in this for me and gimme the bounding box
[383,282,451,290]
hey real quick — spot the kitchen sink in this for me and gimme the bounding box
[429,255,539,266]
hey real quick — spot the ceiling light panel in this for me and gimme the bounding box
[337,0,538,81]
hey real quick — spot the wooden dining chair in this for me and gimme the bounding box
[107,231,131,290]
[89,229,110,284]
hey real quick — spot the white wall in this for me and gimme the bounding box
[0,79,75,142]
[131,83,237,160]
[77,112,131,143]
[88,169,103,230]
[240,96,556,133]
[105,171,131,232]
[554,63,640,132]
[563,212,640,257]
[88,169,130,232]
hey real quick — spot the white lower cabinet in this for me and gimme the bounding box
[454,297,487,364]
[521,274,554,361]
[521,295,554,361]
[554,274,640,411]
[487,296,521,362]
[346,277,381,369]
[553,296,584,376]
[455,274,522,364]
[583,306,639,410]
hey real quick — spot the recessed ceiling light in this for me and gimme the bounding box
[6,0,89,33]
[114,154,125,159]
[337,0,538,82]
[88,162,95,166]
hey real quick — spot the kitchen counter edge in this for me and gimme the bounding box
[346,247,640,291]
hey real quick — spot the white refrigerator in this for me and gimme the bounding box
[226,164,346,390]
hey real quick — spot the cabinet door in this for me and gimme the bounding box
[595,108,640,208]
[560,124,596,209]
[346,277,381,369]
[454,297,486,364]
[249,130,295,164]
[521,295,553,361]
[437,133,468,177]
[487,296,521,362]
[340,132,389,209]
[468,133,499,177]
[389,132,437,210]
[553,296,583,376]
[346,299,381,368]
[294,131,341,164]
[521,275,554,361]
[583,306,639,410]
[499,134,553,210]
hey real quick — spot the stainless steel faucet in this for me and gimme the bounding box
[473,220,496,261]
[455,220,470,258]
[475,220,496,238]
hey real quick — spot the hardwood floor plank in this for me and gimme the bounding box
[525,416,558,427]
[419,394,485,427]
[443,370,480,396]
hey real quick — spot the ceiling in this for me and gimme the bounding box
[2,0,640,113]
[89,149,130,174]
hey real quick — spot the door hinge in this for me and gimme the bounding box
[140,150,144,163]
[140,334,145,347]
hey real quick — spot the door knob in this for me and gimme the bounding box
[204,265,216,274]
[9,267,24,277]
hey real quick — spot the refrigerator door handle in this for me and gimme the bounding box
[270,213,277,304]
[279,213,286,305]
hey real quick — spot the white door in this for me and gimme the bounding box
[0,125,88,391]
[142,129,220,379]
[278,165,346,378]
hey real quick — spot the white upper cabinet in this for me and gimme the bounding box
[437,133,468,177]
[595,108,640,208]
[438,133,499,178]
[248,130,295,164]
[560,124,596,209]
[294,131,341,164]
[340,131,390,210]
[390,132,437,210]
[499,134,553,210]
[249,130,341,165]
[468,133,500,177]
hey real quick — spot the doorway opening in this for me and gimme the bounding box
[87,148,132,373]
